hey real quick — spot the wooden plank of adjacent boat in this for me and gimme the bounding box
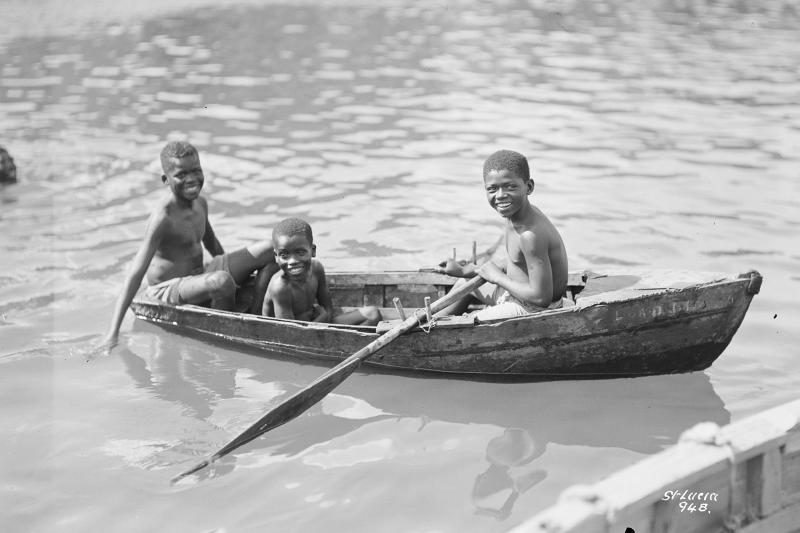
[510,399,800,533]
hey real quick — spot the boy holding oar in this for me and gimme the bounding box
[102,140,277,349]
[437,149,568,320]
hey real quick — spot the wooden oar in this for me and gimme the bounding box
[171,273,487,484]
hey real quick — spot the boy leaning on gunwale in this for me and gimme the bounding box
[101,140,278,350]
[436,149,569,320]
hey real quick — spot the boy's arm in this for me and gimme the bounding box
[252,265,273,314]
[200,198,225,256]
[314,261,333,322]
[437,259,479,278]
[261,279,274,316]
[102,215,164,348]
[267,280,296,320]
[477,232,553,307]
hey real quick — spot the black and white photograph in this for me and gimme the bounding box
[1,1,797,532]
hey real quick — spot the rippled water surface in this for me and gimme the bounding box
[1,1,798,531]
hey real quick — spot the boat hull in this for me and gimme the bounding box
[130,269,760,379]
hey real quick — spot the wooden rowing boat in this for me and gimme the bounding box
[132,268,760,378]
[130,268,761,379]
[510,397,800,533]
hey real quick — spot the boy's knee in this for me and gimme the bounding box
[363,306,382,325]
[260,262,280,276]
[246,241,275,265]
[207,271,235,297]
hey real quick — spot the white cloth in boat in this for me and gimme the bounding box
[471,283,572,322]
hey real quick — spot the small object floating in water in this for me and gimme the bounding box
[0,146,17,184]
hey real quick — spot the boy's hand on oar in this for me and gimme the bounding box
[436,258,469,277]
[476,261,504,284]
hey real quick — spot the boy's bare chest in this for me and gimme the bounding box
[164,209,205,245]
[289,276,319,308]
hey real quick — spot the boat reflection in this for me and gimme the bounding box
[124,321,728,508]
[351,368,728,519]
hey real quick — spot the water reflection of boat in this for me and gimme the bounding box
[125,320,729,454]
[349,369,729,455]
[120,327,728,518]
[120,326,728,457]
[351,370,728,519]
[131,269,762,379]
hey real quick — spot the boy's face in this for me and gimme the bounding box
[162,153,204,202]
[483,168,533,218]
[274,233,316,280]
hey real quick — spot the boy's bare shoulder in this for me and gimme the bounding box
[141,197,174,234]
[267,271,289,291]
[196,195,209,212]
[515,217,556,251]
[311,258,326,275]
[519,207,564,252]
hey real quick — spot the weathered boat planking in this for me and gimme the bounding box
[509,398,800,533]
[130,268,762,379]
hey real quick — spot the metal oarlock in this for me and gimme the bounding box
[393,297,407,321]
[472,241,477,264]
[452,247,457,261]
[418,296,437,334]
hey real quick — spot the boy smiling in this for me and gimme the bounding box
[437,149,568,320]
[263,217,380,325]
[103,141,277,348]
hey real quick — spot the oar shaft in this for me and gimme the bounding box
[172,273,487,483]
[212,274,484,454]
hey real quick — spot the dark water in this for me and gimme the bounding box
[1,1,798,531]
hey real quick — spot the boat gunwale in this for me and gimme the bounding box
[131,270,755,335]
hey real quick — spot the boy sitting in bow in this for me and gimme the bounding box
[263,217,381,326]
[436,149,568,320]
[102,140,278,349]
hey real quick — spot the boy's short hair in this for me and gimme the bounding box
[272,217,313,245]
[160,141,198,173]
[483,149,530,181]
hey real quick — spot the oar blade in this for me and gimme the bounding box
[171,356,363,484]
[216,357,364,457]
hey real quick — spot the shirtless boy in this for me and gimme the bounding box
[437,149,568,320]
[263,217,381,326]
[102,140,277,348]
